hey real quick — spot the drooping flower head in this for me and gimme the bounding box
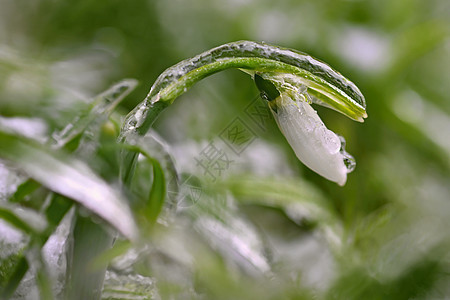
[254,73,356,186]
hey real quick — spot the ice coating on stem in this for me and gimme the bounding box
[269,93,354,186]
[121,41,366,142]
[145,41,365,111]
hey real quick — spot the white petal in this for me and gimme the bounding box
[271,94,350,185]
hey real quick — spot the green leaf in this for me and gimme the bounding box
[52,79,138,149]
[0,256,28,299]
[390,20,449,75]
[145,158,166,225]
[0,250,23,291]
[0,204,47,235]
[123,135,168,227]
[44,194,73,227]
[327,259,441,300]
[34,249,55,300]
[223,175,335,222]
[90,239,132,271]
[9,179,41,203]
[220,175,344,250]
[66,214,114,300]
[0,130,138,241]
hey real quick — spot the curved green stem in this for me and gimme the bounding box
[119,40,367,183]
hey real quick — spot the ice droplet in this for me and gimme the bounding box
[338,134,346,150]
[342,151,356,173]
[336,135,356,173]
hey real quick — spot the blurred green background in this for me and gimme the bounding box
[1,0,449,299]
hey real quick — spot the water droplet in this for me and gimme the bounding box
[260,91,270,101]
[335,135,356,172]
[338,134,346,150]
[342,151,356,173]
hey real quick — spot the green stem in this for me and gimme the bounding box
[66,213,113,300]
[119,40,366,183]
[119,101,168,186]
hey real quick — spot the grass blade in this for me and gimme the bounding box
[145,158,166,225]
[0,130,138,241]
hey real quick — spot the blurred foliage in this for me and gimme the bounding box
[1,0,449,299]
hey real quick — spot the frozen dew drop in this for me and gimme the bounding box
[342,151,356,173]
[338,134,346,150]
[260,91,271,101]
[336,134,356,173]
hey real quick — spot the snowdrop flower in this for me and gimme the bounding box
[254,73,355,186]
[121,41,366,186]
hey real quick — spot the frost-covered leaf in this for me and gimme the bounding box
[51,79,138,149]
[222,175,343,249]
[102,271,159,300]
[0,117,48,143]
[0,204,47,235]
[223,175,334,222]
[189,193,271,276]
[0,131,137,240]
[123,133,179,228]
